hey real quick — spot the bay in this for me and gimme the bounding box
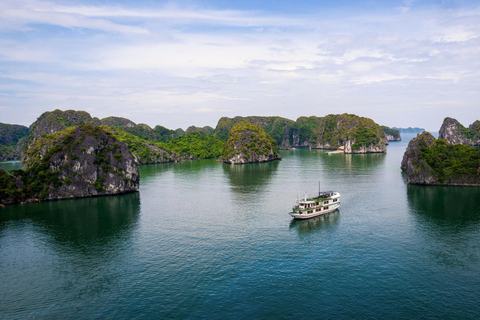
[1,135,480,319]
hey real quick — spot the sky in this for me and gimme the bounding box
[1,0,480,131]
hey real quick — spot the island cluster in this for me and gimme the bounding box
[1,109,479,206]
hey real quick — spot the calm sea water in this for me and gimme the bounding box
[1,135,480,319]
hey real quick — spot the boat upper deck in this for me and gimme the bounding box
[298,191,339,204]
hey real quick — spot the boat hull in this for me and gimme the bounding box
[289,203,340,220]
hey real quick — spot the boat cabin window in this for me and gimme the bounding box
[324,201,328,204]
[333,199,337,202]
[324,206,329,210]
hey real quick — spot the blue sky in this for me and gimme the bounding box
[1,0,480,131]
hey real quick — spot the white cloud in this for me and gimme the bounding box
[1,0,480,130]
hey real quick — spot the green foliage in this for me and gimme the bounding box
[222,122,279,161]
[161,132,224,159]
[292,116,322,144]
[460,124,477,140]
[380,125,400,138]
[0,123,29,146]
[418,139,480,182]
[93,176,105,192]
[352,127,381,150]
[214,116,294,145]
[104,126,173,163]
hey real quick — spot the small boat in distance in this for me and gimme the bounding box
[289,189,340,220]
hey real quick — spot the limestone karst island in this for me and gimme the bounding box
[0,109,402,205]
[1,110,480,206]
[401,117,480,186]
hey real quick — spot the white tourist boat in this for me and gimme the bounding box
[289,190,340,220]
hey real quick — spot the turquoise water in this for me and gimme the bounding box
[1,135,480,319]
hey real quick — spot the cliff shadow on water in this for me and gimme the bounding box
[0,192,140,252]
[222,160,279,194]
[407,184,480,268]
[139,158,220,184]
[407,184,480,226]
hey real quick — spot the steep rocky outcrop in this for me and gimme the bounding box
[381,126,401,141]
[214,114,388,153]
[0,123,29,160]
[1,125,139,205]
[401,131,480,186]
[26,109,100,148]
[401,132,438,185]
[438,117,480,146]
[222,123,281,164]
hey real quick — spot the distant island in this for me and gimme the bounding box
[216,114,391,153]
[401,117,480,186]
[1,109,396,205]
[392,127,425,134]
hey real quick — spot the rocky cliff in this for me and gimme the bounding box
[438,117,480,146]
[23,110,188,164]
[1,125,139,205]
[26,109,101,148]
[381,126,401,141]
[222,123,281,164]
[214,114,388,153]
[401,131,480,186]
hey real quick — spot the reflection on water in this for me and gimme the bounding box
[139,159,221,183]
[407,184,480,226]
[0,192,140,249]
[341,153,386,172]
[407,185,480,268]
[289,210,340,236]
[223,160,279,194]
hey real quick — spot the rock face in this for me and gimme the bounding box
[401,132,439,185]
[3,124,139,204]
[401,131,480,186]
[438,117,480,146]
[27,109,101,148]
[381,126,401,141]
[215,114,388,153]
[222,123,281,164]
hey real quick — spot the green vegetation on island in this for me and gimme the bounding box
[1,125,139,205]
[401,131,480,186]
[162,132,224,159]
[418,140,480,183]
[222,122,281,164]
[214,113,388,153]
[438,117,480,146]
[380,125,401,141]
[392,127,425,134]
[0,123,29,161]
[215,116,294,146]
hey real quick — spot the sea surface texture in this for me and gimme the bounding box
[1,135,480,319]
